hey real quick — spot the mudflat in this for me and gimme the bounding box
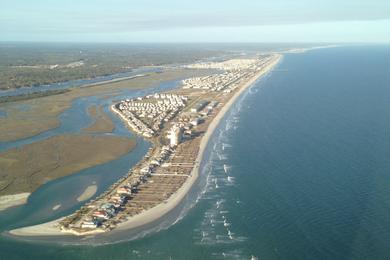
[0,134,136,198]
[82,105,115,133]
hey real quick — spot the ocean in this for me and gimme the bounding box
[1,45,390,259]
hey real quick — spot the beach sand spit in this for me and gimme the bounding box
[76,185,98,202]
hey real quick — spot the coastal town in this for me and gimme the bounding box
[11,54,281,236]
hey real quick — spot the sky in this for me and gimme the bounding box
[0,0,389,43]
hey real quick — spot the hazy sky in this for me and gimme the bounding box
[1,0,389,42]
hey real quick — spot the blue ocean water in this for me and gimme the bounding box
[2,45,390,259]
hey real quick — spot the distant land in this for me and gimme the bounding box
[0,43,322,90]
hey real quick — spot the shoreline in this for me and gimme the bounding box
[8,54,282,239]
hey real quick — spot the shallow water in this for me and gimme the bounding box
[0,110,6,118]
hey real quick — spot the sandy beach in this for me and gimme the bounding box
[8,54,282,237]
[0,193,30,211]
[9,218,71,237]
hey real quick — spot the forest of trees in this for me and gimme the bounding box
[0,43,225,90]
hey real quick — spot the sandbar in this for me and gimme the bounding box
[52,204,61,211]
[0,193,30,211]
[76,185,98,202]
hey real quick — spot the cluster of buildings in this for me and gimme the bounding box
[141,145,175,174]
[118,109,155,137]
[72,185,132,230]
[185,58,260,71]
[64,144,177,232]
[189,100,218,116]
[182,61,260,92]
[183,57,273,93]
[115,93,188,137]
[166,100,219,147]
[182,71,245,92]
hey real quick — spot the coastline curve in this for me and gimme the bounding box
[6,54,282,243]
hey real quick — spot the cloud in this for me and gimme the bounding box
[0,0,389,42]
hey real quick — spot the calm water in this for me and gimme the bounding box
[2,45,390,259]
